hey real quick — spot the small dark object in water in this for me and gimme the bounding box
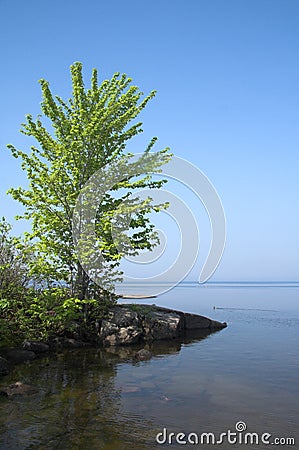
[134,349,152,361]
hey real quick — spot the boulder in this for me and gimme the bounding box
[142,311,182,340]
[47,336,90,350]
[100,307,143,346]
[103,327,142,346]
[62,338,91,349]
[134,349,152,361]
[150,306,227,331]
[48,336,90,351]
[0,306,227,362]
[183,312,227,330]
[0,381,38,397]
[0,349,36,364]
[97,304,227,346]
[23,341,50,353]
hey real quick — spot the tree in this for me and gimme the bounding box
[0,218,41,344]
[7,62,171,302]
[0,217,33,299]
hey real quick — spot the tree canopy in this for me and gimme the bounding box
[7,62,171,301]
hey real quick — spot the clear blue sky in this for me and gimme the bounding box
[1,0,298,281]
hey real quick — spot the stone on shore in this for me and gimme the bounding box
[100,308,143,346]
[142,310,182,340]
[98,304,226,346]
[0,349,36,364]
[23,341,50,353]
[47,337,91,350]
[0,304,227,377]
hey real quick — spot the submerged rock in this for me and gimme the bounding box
[134,349,152,361]
[0,381,38,397]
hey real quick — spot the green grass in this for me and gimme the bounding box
[122,303,157,316]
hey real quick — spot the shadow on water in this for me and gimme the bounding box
[0,329,217,450]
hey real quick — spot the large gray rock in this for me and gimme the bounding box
[100,307,143,346]
[142,311,182,340]
[152,306,227,331]
[182,312,225,330]
[97,304,227,346]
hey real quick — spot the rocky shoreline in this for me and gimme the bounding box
[0,304,227,377]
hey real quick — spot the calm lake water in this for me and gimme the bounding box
[0,283,298,449]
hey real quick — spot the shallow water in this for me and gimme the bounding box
[0,283,298,449]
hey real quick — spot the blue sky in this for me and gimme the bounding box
[1,0,298,281]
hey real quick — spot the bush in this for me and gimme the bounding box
[0,218,117,345]
[1,288,116,345]
[0,218,32,299]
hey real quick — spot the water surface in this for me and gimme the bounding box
[0,283,298,449]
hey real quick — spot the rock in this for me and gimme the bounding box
[22,341,50,353]
[0,349,36,364]
[0,381,38,397]
[183,312,227,330]
[100,307,143,346]
[47,336,90,350]
[134,349,152,361]
[142,311,182,340]
[152,306,227,331]
[62,338,90,349]
[102,326,142,346]
[0,305,227,368]
[97,304,227,346]
[47,336,64,350]
[104,346,135,359]
[0,356,9,376]
[99,306,182,345]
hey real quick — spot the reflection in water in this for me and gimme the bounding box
[0,330,216,450]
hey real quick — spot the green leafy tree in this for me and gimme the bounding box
[0,217,33,299]
[0,218,40,344]
[7,62,171,302]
